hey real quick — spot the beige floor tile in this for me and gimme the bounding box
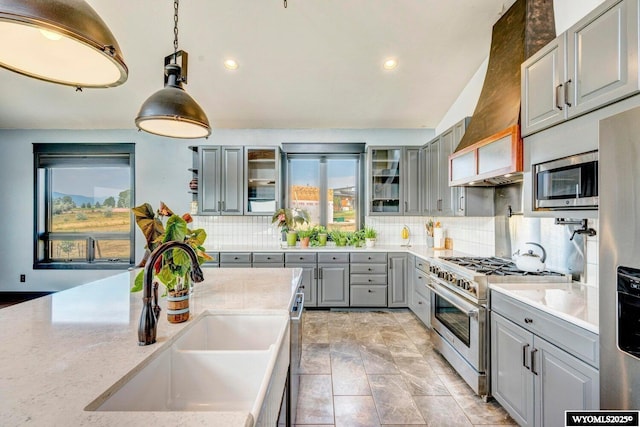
[296,374,334,425]
[413,395,473,427]
[300,343,331,374]
[438,371,476,397]
[334,395,381,427]
[369,374,426,425]
[451,393,516,425]
[331,350,371,396]
[393,356,449,396]
[360,343,399,375]
[304,321,329,344]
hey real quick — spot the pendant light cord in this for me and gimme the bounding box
[173,0,179,63]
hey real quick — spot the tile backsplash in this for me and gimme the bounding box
[192,214,598,287]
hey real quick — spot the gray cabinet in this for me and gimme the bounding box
[522,0,640,136]
[285,252,317,307]
[318,266,349,307]
[491,291,599,427]
[404,148,421,215]
[409,257,431,327]
[198,146,244,215]
[252,252,284,268]
[244,147,279,215]
[387,252,408,307]
[219,252,252,268]
[350,252,387,307]
[369,147,402,215]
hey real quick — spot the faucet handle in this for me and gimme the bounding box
[152,281,161,319]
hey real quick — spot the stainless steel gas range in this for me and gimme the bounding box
[426,256,568,400]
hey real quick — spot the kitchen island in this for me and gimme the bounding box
[0,268,302,427]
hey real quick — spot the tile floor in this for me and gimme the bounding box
[295,309,516,427]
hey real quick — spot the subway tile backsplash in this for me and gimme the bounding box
[191,214,598,287]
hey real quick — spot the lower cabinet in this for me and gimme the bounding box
[350,252,387,307]
[409,257,431,327]
[491,310,599,427]
[220,252,252,268]
[285,253,318,307]
[318,253,349,307]
[388,252,408,307]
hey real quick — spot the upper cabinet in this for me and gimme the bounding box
[244,147,279,215]
[522,0,640,136]
[369,147,403,215]
[198,146,244,215]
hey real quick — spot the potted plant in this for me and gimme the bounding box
[316,225,328,246]
[297,227,314,248]
[329,229,348,247]
[271,207,310,246]
[364,226,377,248]
[130,202,211,323]
[348,229,366,248]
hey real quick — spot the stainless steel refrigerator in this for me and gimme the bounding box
[599,106,640,409]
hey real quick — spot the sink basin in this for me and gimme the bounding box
[173,312,287,351]
[95,349,272,412]
[87,311,290,419]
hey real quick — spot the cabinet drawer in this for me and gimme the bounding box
[252,252,284,263]
[252,262,284,268]
[350,263,387,275]
[318,252,349,263]
[219,263,252,268]
[206,252,220,263]
[491,290,599,367]
[415,257,429,274]
[412,291,430,327]
[285,252,317,264]
[350,274,387,285]
[414,268,430,298]
[350,285,387,307]
[220,252,251,263]
[350,252,387,263]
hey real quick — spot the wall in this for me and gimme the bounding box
[0,128,432,292]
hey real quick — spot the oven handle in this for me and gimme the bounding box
[428,282,479,319]
[291,292,305,321]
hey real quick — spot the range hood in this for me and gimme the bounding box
[448,0,555,187]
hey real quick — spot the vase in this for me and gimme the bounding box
[286,231,298,247]
[167,289,190,323]
[300,236,310,248]
[318,233,327,246]
[365,238,376,248]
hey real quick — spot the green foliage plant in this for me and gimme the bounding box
[363,226,377,239]
[130,202,211,295]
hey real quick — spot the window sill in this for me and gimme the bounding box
[34,262,134,271]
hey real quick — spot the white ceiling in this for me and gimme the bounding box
[0,0,516,131]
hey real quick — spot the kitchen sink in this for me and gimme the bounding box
[86,311,289,418]
[172,312,287,351]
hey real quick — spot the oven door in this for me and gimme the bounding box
[429,278,486,372]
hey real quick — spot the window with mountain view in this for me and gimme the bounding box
[34,143,135,269]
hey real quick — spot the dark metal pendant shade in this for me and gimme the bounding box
[0,0,128,87]
[135,65,211,139]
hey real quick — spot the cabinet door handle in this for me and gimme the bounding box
[531,348,538,375]
[313,268,317,279]
[522,343,530,370]
[368,279,372,282]
[319,268,323,280]
[459,195,464,212]
[404,201,408,212]
[300,285,305,289]
[418,300,423,305]
[368,268,372,271]
[524,317,533,324]
[555,83,564,110]
[564,79,572,107]
[438,199,443,211]
[417,275,423,280]
[368,289,373,293]
[218,201,221,211]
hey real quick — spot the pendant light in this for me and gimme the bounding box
[135,0,210,139]
[0,0,127,88]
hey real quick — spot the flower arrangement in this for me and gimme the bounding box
[271,207,310,233]
[130,202,211,294]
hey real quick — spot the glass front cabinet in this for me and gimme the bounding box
[368,147,402,215]
[244,147,279,215]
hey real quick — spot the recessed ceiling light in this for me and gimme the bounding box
[224,59,239,70]
[383,58,398,70]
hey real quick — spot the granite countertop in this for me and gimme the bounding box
[0,268,302,427]
[490,281,599,334]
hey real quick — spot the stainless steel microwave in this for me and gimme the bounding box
[534,150,598,210]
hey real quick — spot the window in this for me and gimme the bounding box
[282,143,365,232]
[34,143,135,269]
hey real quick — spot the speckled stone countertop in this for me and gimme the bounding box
[490,282,599,334]
[0,268,302,427]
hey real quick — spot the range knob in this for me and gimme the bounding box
[468,282,477,295]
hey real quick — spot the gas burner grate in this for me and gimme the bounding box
[441,257,563,277]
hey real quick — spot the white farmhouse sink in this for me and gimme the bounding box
[173,313,287,351]
[87,311,289,419]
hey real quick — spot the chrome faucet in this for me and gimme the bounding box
[138,241,205,346]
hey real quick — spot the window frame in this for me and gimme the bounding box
[281,143,365,231]
[33,143,136,270]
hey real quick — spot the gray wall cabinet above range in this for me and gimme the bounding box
[522,0,640,136]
